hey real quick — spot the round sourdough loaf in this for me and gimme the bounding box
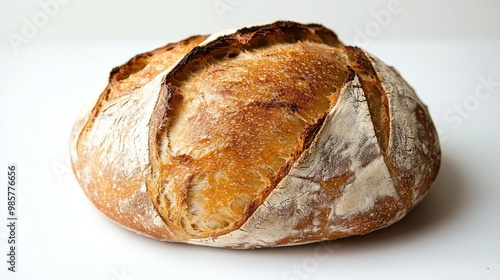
[70,21,441,249]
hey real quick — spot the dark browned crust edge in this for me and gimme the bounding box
[75,35,208,156]
[108,35,207,86]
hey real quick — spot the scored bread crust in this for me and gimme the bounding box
[70,21,440,248]
[70,35,209,240]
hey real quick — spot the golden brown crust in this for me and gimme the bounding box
[147,21,351,240]
[71,21,441,248]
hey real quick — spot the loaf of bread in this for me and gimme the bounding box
[70,21,441,249]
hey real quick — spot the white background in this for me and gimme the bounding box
[1,0,500,279]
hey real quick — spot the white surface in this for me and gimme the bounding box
[1,1,500,279]
[1,0,500,47]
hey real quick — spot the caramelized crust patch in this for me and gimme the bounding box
[149,23,351,238]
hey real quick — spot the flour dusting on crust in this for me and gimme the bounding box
[70,21,440,248]
[191,75,399,248]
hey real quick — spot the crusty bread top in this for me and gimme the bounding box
[148,22,346,239]
[146,21,416,240]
